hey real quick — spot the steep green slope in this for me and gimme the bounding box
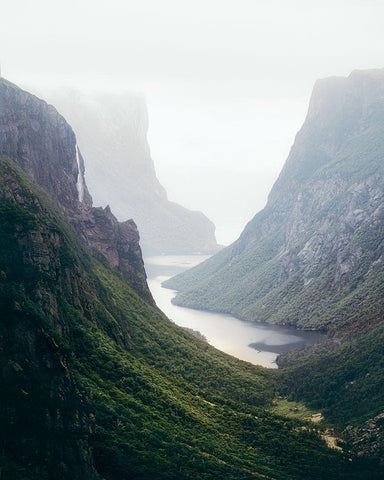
[276,321,384,462]
[279,323,384,427]
[165,69,384,335]
[2,159,381,479]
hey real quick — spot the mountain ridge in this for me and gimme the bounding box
[165,68,384,334]
[163,68,384,457]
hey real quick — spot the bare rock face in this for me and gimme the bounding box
[0,78,152,302]
[0,79,92,211]
[71,205,149,298]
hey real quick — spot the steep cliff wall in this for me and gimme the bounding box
[166,68,384,334]
[164,70,384,448]
[42,89,219,256]
[0,79,151,301]
[0,158,101,479]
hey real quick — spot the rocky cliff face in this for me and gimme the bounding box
[41,89,219,256]
[166,68,384,334]
[346,413,384,459]
[0,79,151,302]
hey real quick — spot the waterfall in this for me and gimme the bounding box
[75,145,84,202]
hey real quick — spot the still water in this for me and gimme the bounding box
[145,255,325,369]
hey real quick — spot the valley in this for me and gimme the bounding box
[1,69,384,479]
[146,255,326,368]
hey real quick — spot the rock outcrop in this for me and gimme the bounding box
[41,89,219,256]
[0,78,151,302]
[346,413,384,460]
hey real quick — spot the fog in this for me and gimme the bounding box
[1,0,384,243]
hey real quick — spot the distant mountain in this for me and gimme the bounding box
[3,78,378,479]
[40,88,219,256]
[165,68,384,335]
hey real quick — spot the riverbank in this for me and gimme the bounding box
[145,255,326,368]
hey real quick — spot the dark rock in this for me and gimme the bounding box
[345,413,384,461]
[0,78,152,302]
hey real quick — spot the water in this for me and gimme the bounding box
[145,255,326,369]
[75,145,84,202]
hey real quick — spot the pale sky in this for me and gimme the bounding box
[1,0,384,243]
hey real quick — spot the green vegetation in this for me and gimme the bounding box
[279,323,384,428]
[165,88,384,337]
[162,73,384,469]
[271,398,320,422]
[1,159,383,479]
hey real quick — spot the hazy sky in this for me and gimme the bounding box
[2,0,384,243]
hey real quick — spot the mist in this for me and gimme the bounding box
[2,0,384,243]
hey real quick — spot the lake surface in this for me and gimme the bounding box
[145,255,326,369]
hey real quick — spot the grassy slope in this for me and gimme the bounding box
[1,157,382,479]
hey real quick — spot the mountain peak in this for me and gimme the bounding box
[166,67,384,334]
[307,67,384,121]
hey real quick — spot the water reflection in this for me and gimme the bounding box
[145,255,325,369]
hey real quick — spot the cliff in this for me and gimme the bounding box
[40,89,219,256]
[0,158,102,479]
[165,68,384,335]
[0,79,151,301]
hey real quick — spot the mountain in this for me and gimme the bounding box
[37,88,219,256]
[2,78,382,479]
[0,78,151,302]
[164,68,384,451]
[165,68,384,335]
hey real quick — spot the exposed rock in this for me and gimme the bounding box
[40,88,219,256]
[165,68,384,334]
[0,78,152,302]
[345,413,384,460]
